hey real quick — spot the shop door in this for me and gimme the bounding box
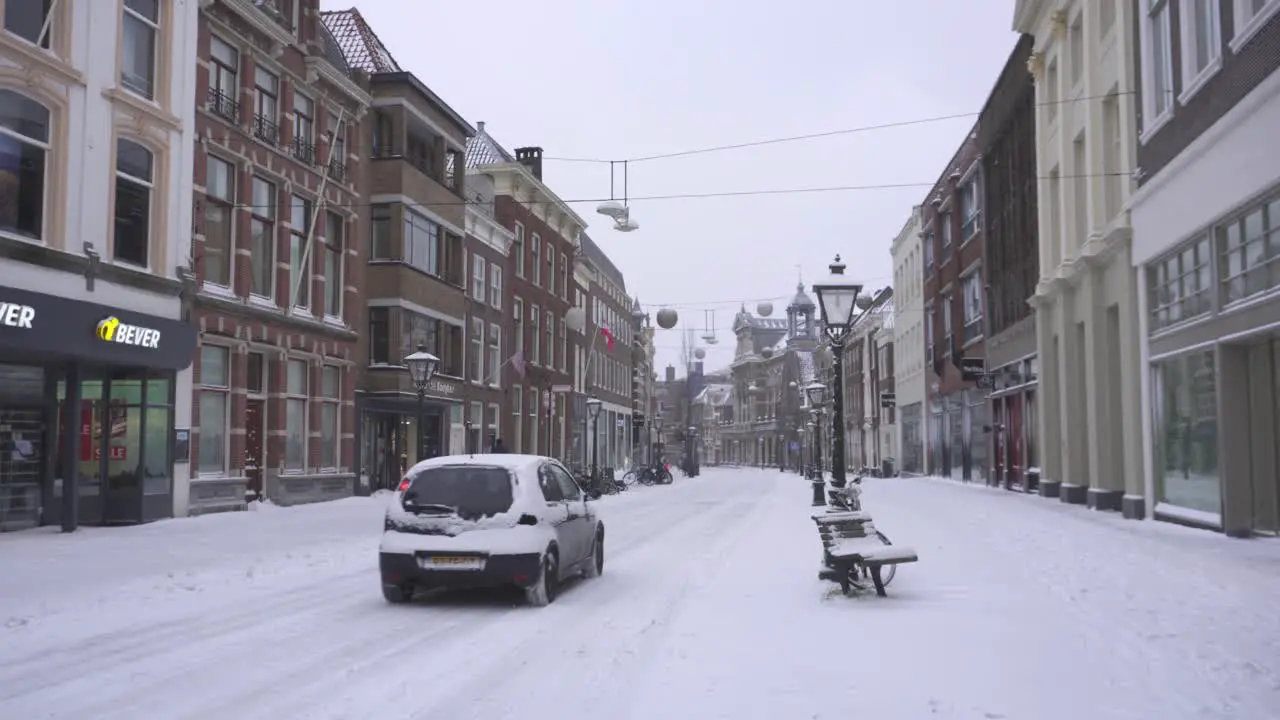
[1009,396,1024,489]
[244,399,264,500]
[0,407,43,532]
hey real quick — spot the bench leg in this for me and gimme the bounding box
[870,564,887,597]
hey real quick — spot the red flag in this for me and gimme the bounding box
[599,327,615,351]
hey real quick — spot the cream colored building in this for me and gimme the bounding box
[1013,0,1145,514]
[891,206,927,475]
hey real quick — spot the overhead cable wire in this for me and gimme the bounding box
[539,91,1135,165]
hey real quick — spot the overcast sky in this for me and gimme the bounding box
[322,0,1021,373]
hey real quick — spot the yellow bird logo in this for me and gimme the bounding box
[97,316,120,342]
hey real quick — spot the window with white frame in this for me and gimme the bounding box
[1148,235,1213,331]
[1218,195,1280,304]
[962,271,984,344]
[559,319,567,372]
[0,91,49,241]
[1181,0,1221,96]
[560,253,569,299]
[208,36,238,121]
[530,305,541,365]
[370,204,392,260]
[490,264,503,309]
[532,234,542,285]
[197,345,230,474]
[488,323,502,387]
[292,92,315,163]
[546,315,555,368]
[470,317,485,383]
[513,222,526,277]
[253,65,279,144]
[204,156,235,287]
[512,390,523,453]
[121,0,159,100]
[1069,14,1084,86]
[513,298,524,354]
[1143,0,1175,124]
[289,194,311,309]
[959,176,981,240]
[323,211,344,318]
[941,293,954,355]
[529,387,540,452]
[285,360,308,471]
[250,176,276,299]
[320,366,340,469]
[404,208,441,276]
[326,110,346,166]
[472,253,486,302]
[1233,0,1280,49]
[547,246,556,295]
[487,403,501,445]
[114,139,153,267]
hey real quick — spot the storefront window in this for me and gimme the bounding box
[143,406,171,494]
[1152,350,1220,515]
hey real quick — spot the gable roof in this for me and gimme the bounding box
[465,121,516,168]
[319,8,400,74]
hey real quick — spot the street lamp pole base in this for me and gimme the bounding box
[810,480,826,506]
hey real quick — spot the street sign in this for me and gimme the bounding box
[880,392,896,408]
[551,384,572,393]
[960,357,985,383]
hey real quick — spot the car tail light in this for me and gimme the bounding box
[397,476,411,492]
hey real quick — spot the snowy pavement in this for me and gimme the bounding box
[2,469,1278,720]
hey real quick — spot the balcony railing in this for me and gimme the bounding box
[327,159,347,183]
[207,87,239,124]
[253,114,279,146]
[291,138,317,165]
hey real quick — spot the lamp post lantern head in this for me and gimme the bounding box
[404,345,439,390]
[804,381,827,407]
[812,255,864,339]
[586,395,603,420]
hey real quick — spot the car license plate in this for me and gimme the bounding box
[420,555,485,571]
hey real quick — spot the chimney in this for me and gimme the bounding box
[476,121,485,133]
[514,146,543,181]
[665,365,676,383]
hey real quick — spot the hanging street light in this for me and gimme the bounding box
[404,345,440,460]
[811,255,865,498]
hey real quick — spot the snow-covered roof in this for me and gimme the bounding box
[320,9,400,74]
[786,283,815,310]
[465,121,516,169]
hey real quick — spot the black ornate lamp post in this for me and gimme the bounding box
[587,395,603,483]
[805,382,828,505]
[811,256,864,494]
[404,345,439,460]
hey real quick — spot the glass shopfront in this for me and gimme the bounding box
[1151,350,1220,515]
[0,286,196,531]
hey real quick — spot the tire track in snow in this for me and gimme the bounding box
[258,480,762,720]
[406,489,772,720]
[0,566,372,705]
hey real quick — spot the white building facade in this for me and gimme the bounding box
[891,206,927,475]
[1013,0,1146,513]
[0,0,200,530]
[1129,0,1280,535]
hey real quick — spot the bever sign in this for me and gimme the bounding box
[0,302,36,329]
[96,316,162,349]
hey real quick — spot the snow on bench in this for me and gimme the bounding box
[829,541,918,565]
[811,510,872,523]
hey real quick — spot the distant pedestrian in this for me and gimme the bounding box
[492,437,509,453]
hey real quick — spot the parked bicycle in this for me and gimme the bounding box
[620,462,673,486]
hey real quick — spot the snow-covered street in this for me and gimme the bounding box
[2,467,1278,720]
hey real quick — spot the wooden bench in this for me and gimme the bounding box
[812,511,918,597]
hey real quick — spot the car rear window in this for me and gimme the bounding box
[403,465,514,520]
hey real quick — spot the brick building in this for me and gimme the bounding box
[577,232,636,469]
[979,34,1040,491]
[321,8,475,492]
[465,128,586,459]
[190,0,369,510]
[922,125,988,483]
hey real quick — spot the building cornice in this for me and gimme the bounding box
[472,163,588,248]
[465,205,514,254]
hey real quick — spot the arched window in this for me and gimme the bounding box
[114,138,154,267]
[0,90,50,241]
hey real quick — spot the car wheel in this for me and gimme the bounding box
[382,583,413,604]
[583,529,604,579]
[524,548,559,607]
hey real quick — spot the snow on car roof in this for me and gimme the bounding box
[408,453,548,475]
